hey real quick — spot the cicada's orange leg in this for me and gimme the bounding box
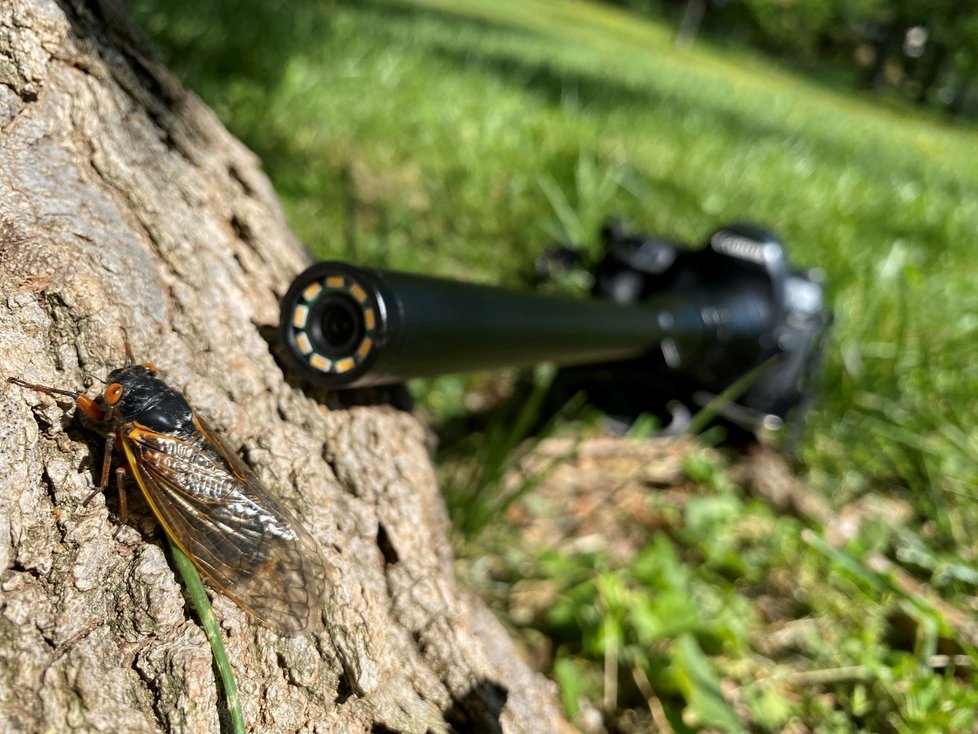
[83,434,132,527]
[115,467,129,525]
[83,431,116,508]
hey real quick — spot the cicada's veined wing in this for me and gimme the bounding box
[119,418,327,635]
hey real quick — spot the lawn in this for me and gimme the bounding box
[128,0,978,730]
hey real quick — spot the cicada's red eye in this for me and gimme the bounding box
[103,383,124,405]
[141,363,158,374]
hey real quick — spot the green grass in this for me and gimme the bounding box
[127,0,978,729]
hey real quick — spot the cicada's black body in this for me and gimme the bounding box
[102,365,197,435]
[10,364,326,636]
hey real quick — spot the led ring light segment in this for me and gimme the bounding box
[289,274,377,376]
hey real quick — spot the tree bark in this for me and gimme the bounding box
[0,1,569,732]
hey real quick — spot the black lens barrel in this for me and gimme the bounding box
[279,261,771,389]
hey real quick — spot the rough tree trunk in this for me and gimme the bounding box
[0,1,569,732]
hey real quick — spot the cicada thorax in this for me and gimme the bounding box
[100,365,196,436]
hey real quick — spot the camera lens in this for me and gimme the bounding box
[312,293,363,356]
[323,304,355,346]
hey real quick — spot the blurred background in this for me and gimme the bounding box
[126,0,978,731]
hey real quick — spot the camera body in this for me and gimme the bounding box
[544,221,831,433]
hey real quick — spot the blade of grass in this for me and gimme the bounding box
[683,356,778,436]
[170,541,246,734]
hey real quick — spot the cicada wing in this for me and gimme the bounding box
[120,424,327,635]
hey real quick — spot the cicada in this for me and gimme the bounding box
[8,364,326,635]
